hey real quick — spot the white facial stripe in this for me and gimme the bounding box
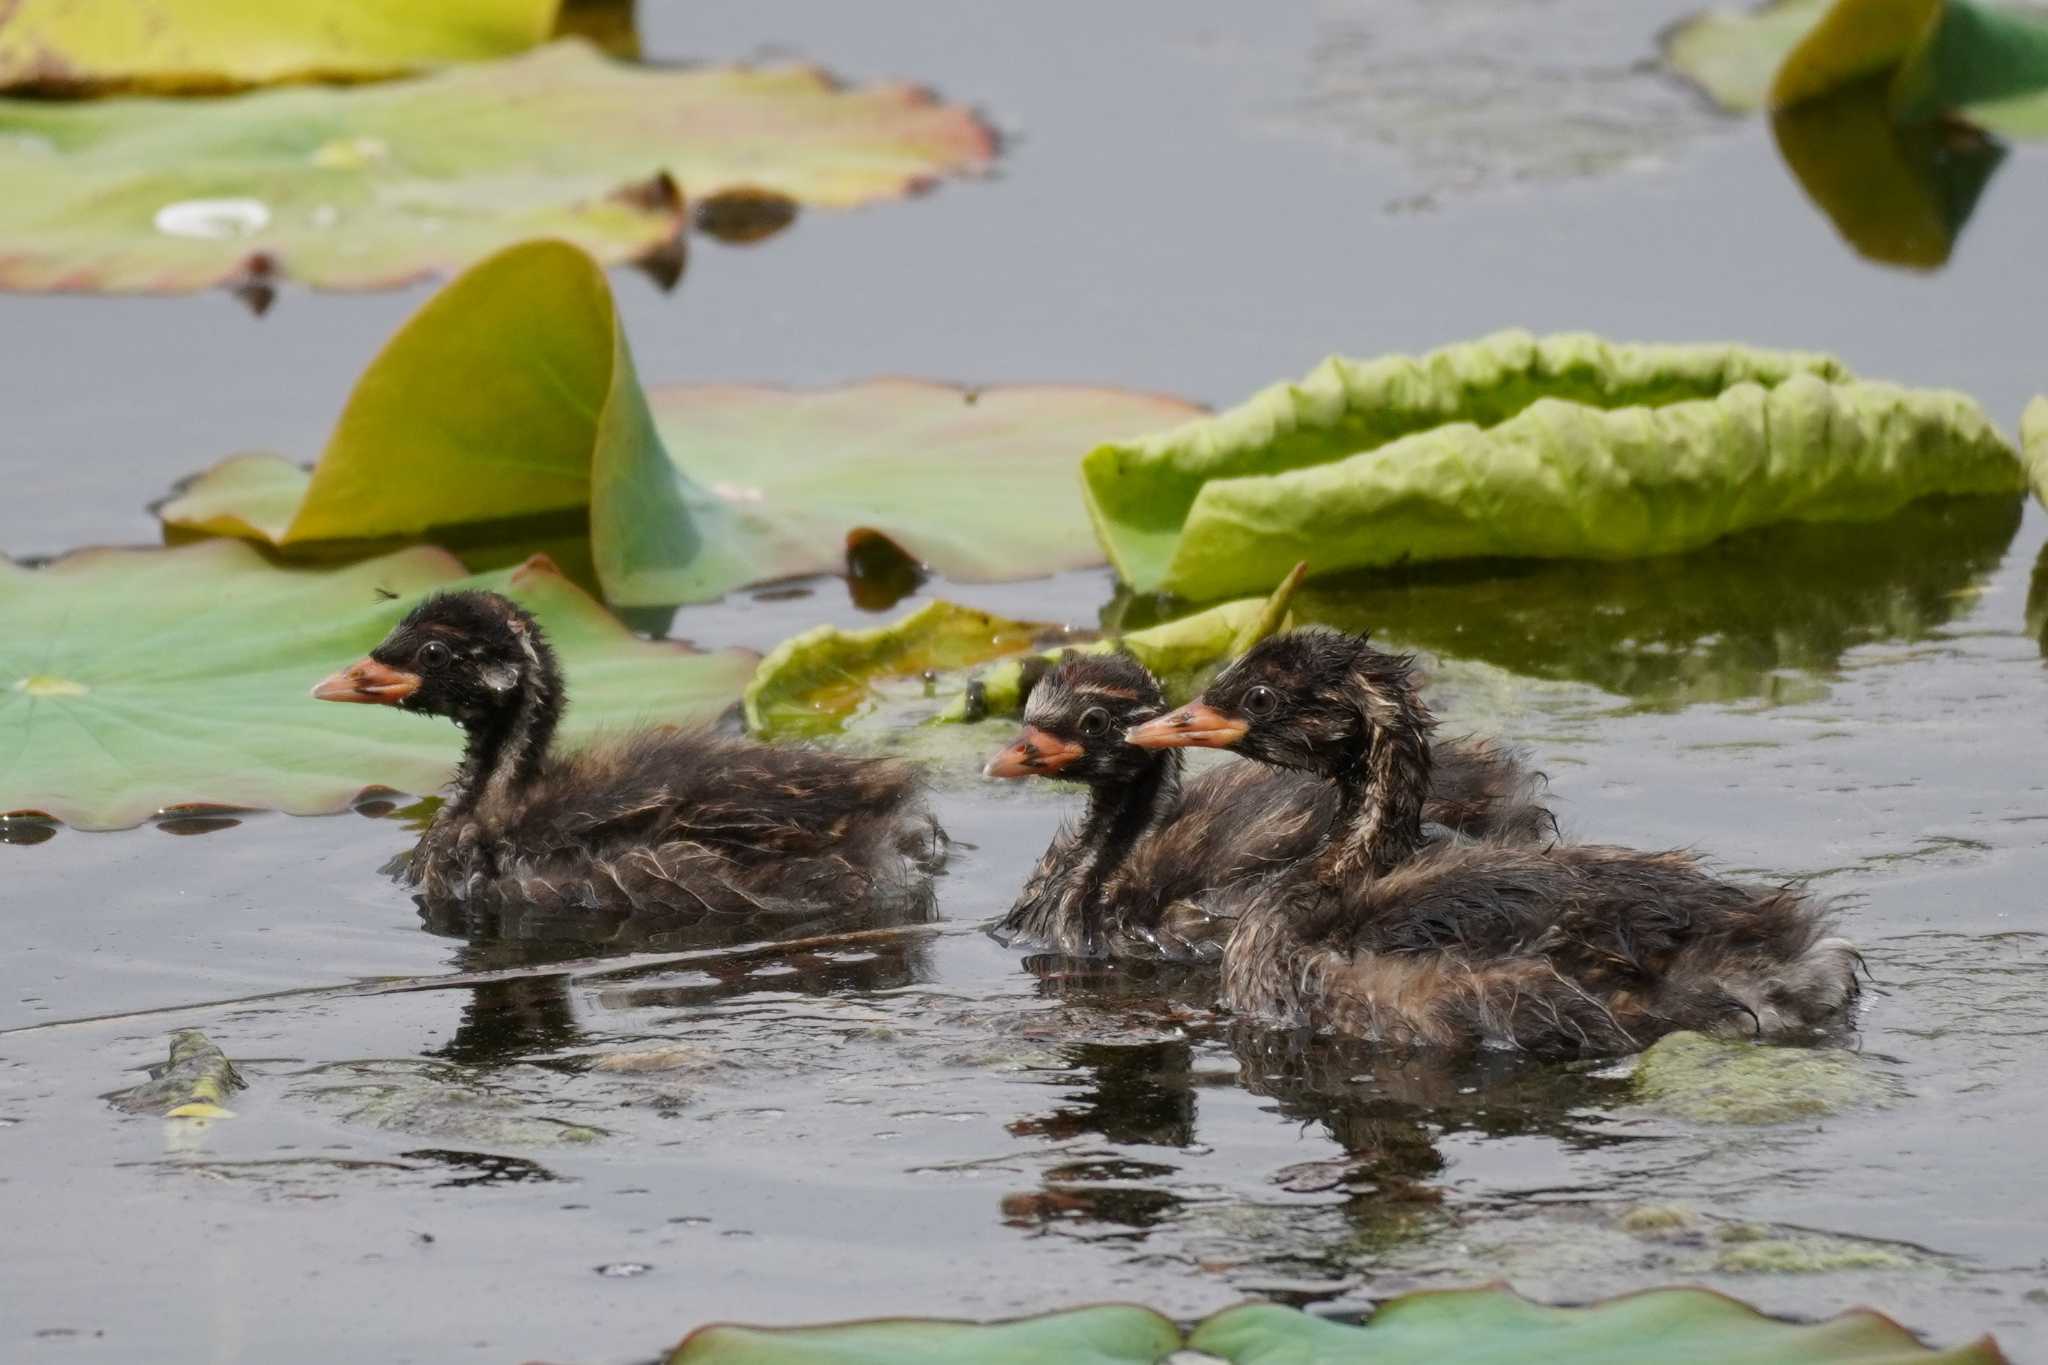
[478,663,520,693]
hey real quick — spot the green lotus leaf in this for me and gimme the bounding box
[667,1305,1182,1365]
[0,0,557,94]
[0,540,755,829]
[1081,332,2021,602]
[2023,395,2048,506]
[1188,1286,2007,1364]
[160,241,1202,604]
[1665,0,2048,135]
[0,39,994,294]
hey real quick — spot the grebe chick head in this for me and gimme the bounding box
[984,652,1168,787]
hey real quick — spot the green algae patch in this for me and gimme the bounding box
[1632,1031,1902,1124]
[293,1060,607,1147]
[1080,331,2022,601]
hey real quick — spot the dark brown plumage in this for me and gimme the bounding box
[314,591,944,925]
[984,651,1550,958]
[1125,629,1858,1055]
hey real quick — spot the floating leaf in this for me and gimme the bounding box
[160,242,1202,603]
[1632,1031,1904,1124]
[745,568,1306,741]
[1188,1286,2006,1364]
[1665,0,2048,135]
[0,540,754,829]
[1080,331,2021,602]
[668,1306,1183,1365]
[0,0,556,94]
[2023,395,2048,506]
[107,1031,246,1119]
[662,1289,2004,1364]
[0,39,994,294]
[743,601,1052,738]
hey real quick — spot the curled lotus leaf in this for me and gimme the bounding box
[1665,0,2048,135]
[0,540,755,829]
[0,40,995,294]
[1081,330,2021,602]
[159,241,1202,604]
[0,0,557,94]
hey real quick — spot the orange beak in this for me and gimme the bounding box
[984,725,1086,779]
[312,657,421,706]
[1123,701,1247,750]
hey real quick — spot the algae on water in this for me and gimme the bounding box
[1632,1031,1902,1124]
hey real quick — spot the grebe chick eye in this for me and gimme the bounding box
[1242,684,1279,717]
[1078,706,1111,738]
[417,639,454,669]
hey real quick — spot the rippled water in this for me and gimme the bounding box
[7,2,2048,1361]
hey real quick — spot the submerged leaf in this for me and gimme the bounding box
[1081,331,2020,601]
[1189,1286,2006,1363]
[668,1305,1182,1365]
[0,0,556,94]
[1632,1031,1903,1124]
[0,541,754,829]
[107,1030,247,1119]
[0,39,994,294]
[160,242,1202,603]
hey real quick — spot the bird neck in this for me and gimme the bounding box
[1072,748,1184,944]
[1319,669,1434,883]
[449,671,562,819]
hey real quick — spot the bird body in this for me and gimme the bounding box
[986,652,1549,959]
[316,591,943,927]
[1125,629,1857,1055]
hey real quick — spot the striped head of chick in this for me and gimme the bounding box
[983,651,1168,787]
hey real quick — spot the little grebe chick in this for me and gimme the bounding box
[314,591,944,922]
[1126,629,1857,1055]
[985,652,1551,958]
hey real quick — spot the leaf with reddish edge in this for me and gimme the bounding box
[0,541,755,830]
[0,40,995,295]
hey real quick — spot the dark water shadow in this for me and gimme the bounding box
[1236,495,2025,708]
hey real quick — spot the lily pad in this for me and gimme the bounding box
[161,241,1201,604]
[663,1288,2005,1363]
[0,39,994,294]
[1080,331,2021,601]
[0,540,755,829]
[0,0,556,94]
[1666,0,2048,135]
[1632,1031,1904,1124]
[2023,395,2048,506]
[744,568,1306,740]
[668,1306,1182,1365]
[1188,1287,2006,1364]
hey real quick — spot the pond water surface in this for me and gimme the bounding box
[6,3,2048,1362]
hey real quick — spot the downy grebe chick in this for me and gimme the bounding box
[985,652,1551,958]
[314,591,945,922]
[1125,629,1858,1055]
